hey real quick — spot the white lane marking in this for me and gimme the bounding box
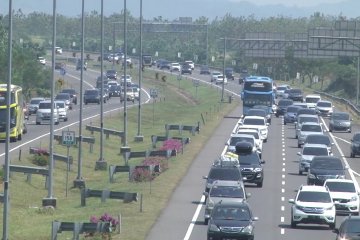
[281,197,285,201]
[282,174,285,178]
[183,186,206,240]
[281,216,284,222]
[282,189,285,193]
[281,228,285,234]
[282,168,286,172]
[320,117,360,193]
[332,135,351,144]
[281,206,285,211]
[282,181,285,185]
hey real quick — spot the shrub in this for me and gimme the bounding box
[142,156,168,173]
[159,139,182,152]
[84,213,119,239]
[30,154,49,166]
[131,167,154,182]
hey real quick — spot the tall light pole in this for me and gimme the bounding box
[42,0,57,208]
[221,37,226,102]
[121,0,131,159]
[74,0,87,187]
[135,0,144,142]
[95,0,107,170]
[3,0,13,238]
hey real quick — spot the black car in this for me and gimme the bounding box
[329,112,352,133]
[225,67,235,81]
[275,99,294,117]
[235,142,265,187]
[203,164,243,193]
[350,132,360,158]
[76,59,87,70]
[307,156,346,185]
[109,85,122,97]
[106,69,117,80]
[207,201,258,240]
[181,64,192,75]
[83,89,102,105]
[60,88,77,104]
[333,216,360,240]
[159,60,171,70]
[287,88,304,102]
[200,65,211,75]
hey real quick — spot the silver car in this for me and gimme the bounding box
[203,180,250,224]
[28,97,45,115]
[55,100,68,122]
[297,122,324,148]
[295,114,320,139]
[297,143,330,175]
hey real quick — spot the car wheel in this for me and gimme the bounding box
[257,181,263,188]
[299,170,302,175]
[284,121,287,125]
[297,143,301,148]
[204,218,209,225]
[64,118,68,122]
[55,121,59,125]
[349,128,352,133]
[290,216,297,228]
[275,114,279,118]
[329,222,336,230]
[351,151,355,158]
[36,122,40,125]
[329,127,332,132]
[18,133,22,141]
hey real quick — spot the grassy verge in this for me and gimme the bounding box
[0,70,238,239]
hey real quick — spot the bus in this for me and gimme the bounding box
[241,76,275,116]
[0,84,27,142]
[142,54,153,67]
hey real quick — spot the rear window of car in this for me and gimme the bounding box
[208,168,241,181]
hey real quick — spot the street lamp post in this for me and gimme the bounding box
[221,37,226,102]
[135,0,144,142]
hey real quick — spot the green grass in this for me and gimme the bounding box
[0,70,238,239]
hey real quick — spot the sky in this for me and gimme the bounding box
[0,0,358,20]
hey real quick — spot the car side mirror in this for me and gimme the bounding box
[246,192,251,198]
[252,217,259,221]
[288,199,295,204]
[203,176,208,180]
[266,123,270,126]
[203,192,209,197]
[297,152,301,156]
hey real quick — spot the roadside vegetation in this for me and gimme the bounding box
[0,70,237,239]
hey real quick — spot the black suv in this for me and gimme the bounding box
[350,132,360,158]
[203,165,243,193]
[287,88,304,102]
[181,64,192,75]
[225,67,235,81]
[83,89,102,105]
[106,69,117,80]
[235,142,265,187]
[307,156,346,185]
[207,201,258,240]
[275,99,294,117]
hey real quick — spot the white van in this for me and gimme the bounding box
[305,94,321,109]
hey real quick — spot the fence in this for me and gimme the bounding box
[314,90,360,115]
[51,221,110,240]
[80,188,138,206]
[7,164,49,188]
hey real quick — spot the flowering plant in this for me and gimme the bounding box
[85,213,119,239]
[159,139,182,152]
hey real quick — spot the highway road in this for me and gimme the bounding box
[145,70,360,239]
[2,59,360,239]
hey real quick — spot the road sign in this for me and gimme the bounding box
[62,131,76,146]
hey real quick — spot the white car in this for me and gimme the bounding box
[276,84,291,98]
[235,128,263,154]
[211,71,222,82]
[38,57,46,65]
[55,46,62,54]
[55,100,68,122]
[170,63,181,72]
[215,75,227,85]
[297,143,330,175]
[304,94,321,109]
[36,100,59,125]
[239,116,269,142]
[120,75,132,84]
[295,114,320,138]
[316,100,333,116]
[324,179,359,216]
[289,185,336,229]
[184,60,195,70]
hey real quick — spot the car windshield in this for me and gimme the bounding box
[243,118,265,125]
[305,135,331,146]
[210,186,245,198]
[297,191,331,203]
[317,102,332,107]
[85,90,98,95]
[306,97,320,103]
[287,106,299,113]
[248,110,266,117]
[290,89,302,94]
[230,137,254,146]
[238,153,260,165]
[212,206,251,221]
[278,100,293,107]
[208,168,241,181]
[62,89,75,94]
[303,147,328,156]
[301,125,322,132]
[325,182,356,193]
[30,99,42,104]
[55,94,69,100]
[311,159,343,170]
[39,102,52,109]
[299,117,318,124]
[332,113,350,120]
[343,220,360,233]
[55,102,65,108]
[277,86,286,91]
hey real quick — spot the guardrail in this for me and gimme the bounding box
[0,193,3,203]
[165,123,200,137]
[80,188,138,206]
[123,149,176,163]
[85,125,125,143]
[7,164,49,188]
[51,221,110,240]
[29,147,73,169]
